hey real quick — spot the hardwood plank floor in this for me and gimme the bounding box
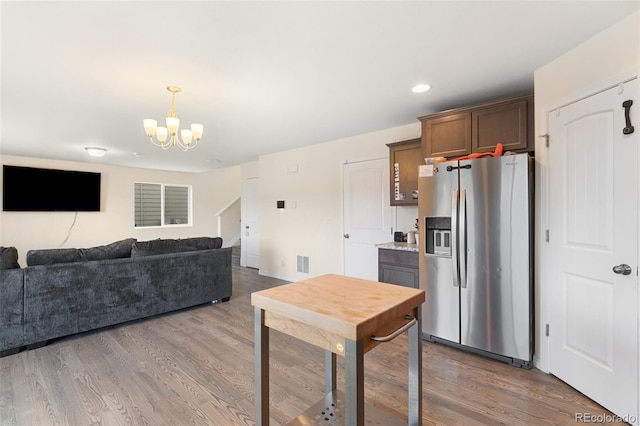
[0,261,620,425]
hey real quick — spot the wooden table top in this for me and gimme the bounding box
[251,274,425,341]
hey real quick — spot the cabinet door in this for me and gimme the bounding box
[378,249,419,288]
[472,98,531,153]
[422,112,471,158]
[379,264,419,288]
[388,139,421,206]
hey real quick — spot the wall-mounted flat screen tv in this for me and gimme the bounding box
[2,165,101,212]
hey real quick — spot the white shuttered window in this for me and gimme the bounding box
[134,182,191,228]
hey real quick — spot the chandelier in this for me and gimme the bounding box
[143,86,203,151]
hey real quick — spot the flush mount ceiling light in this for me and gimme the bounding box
[412,84,432,93]
[143,86,203,152]
[85,147,107,157]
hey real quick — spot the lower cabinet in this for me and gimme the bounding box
[378,248,419,288]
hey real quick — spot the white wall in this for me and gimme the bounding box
[533,11,640,371]
[0,155,242,264]
[258,123,420,282]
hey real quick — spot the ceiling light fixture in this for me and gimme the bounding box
[85,147,107,157]
[412,84,432,93]
[143,86,203,151]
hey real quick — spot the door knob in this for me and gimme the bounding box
[344,234,350,239]
[612,264,632,275]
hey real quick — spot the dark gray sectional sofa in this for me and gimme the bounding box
[0,237,232,356]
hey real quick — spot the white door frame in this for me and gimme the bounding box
[537,68,639,379]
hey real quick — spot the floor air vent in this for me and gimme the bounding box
[297,256,309,273]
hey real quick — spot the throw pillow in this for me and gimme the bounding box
[0,246,20,269]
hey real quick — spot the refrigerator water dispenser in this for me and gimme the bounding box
[424,217,451,256]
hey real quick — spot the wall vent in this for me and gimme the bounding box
[297,255,309,273]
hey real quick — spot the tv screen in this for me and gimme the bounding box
[2,165,101,212]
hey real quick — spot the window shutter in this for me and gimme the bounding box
[134,183,161,227]
[164,185,189,225]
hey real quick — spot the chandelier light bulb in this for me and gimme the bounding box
[143,119,158,137]
[143,86,203,151]
[166,117,180,136]
[156,126,168,143]
[191,123,204,141]
[181,129,193,145]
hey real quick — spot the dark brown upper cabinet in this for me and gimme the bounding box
[420,93,534,159]
[422,112,471,158]
[387,138,422,206]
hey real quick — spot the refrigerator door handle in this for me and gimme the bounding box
[451,190,460,288]
[459,189,467,288]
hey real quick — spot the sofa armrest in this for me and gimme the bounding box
[0,268,25,352]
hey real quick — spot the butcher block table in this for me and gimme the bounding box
[251,273,425,425]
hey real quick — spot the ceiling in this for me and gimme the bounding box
[1,1,638,173]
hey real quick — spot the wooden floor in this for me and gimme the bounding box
[0,260,619,425]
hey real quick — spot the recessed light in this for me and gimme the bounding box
[85,147,107,157]
[412,84,431,93]
[133,152,142,156]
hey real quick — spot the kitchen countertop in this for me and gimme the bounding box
[376,242,419,252]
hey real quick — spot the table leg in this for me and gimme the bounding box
[345,338,364,426]
[408,306,422,426]
[325,350,337,394]
[255,307,269,426]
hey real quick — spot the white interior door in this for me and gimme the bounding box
[548,77,638,424]
[242,177,260,269]
[343,158,393,281]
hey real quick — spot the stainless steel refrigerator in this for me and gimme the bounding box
[418,153,533,367]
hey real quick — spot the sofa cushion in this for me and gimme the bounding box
[27,238,137,266]
[26,247,81,266]
[183,237,223,250]
[131,237,223,257]
[78,238,137,261]
[0,246,20,269]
